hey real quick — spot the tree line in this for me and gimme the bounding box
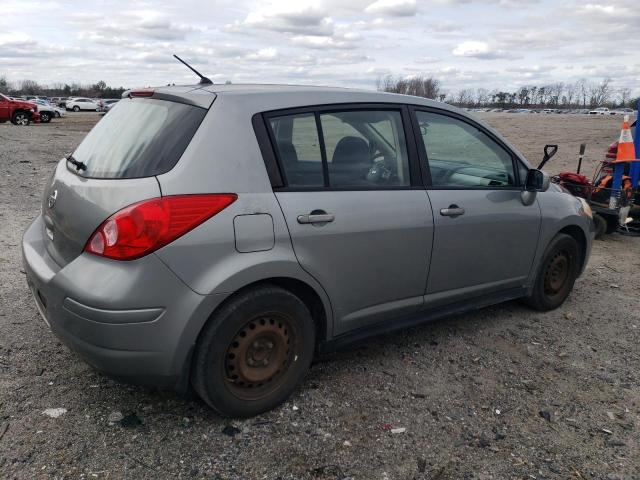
[0,77,126,99]
[377,75,639,110]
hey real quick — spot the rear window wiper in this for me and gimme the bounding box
[66,155,87,171]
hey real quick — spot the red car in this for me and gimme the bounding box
[0,93,41,125]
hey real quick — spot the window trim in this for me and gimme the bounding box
[256,102,422,192]
[408,105,526,190]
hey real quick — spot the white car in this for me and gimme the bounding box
[66,98,101,112]
[611,108,636,116]
[33,99,65,122]
[588,107,612,115]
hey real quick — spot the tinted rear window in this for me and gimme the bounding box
[71,97,207,178]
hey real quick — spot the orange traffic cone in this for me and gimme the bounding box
[615,115,637,162]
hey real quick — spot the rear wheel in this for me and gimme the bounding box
[192,285,316,417]
[11,111,30,126]
[40,112,51,123]
[523,233,581,311]
[604,214,618,234]
[593,214,607,239]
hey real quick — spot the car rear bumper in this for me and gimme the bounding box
[22,215,228,389]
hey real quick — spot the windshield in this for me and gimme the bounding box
[71,97,207,179]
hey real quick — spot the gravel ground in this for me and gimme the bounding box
[1,112,638,480]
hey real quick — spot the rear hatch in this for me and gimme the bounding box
[42,92,211,266]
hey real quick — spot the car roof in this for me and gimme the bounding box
[144,82,455,114]
[201,83,441,107]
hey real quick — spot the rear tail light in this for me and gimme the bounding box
[85,194,237,260]
[606,141,618,159]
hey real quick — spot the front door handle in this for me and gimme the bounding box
[297,211,335,224]
[440,205,465,217]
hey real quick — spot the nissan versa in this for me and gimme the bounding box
[22,83,594,417]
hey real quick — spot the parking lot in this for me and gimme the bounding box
[1,112,638,479]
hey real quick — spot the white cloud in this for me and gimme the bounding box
[0,0,638,97]
[245,47,279,61]
[452,41,519,60]
[291,35,357,50]
[228,0,334,36]
[365,0,417,16]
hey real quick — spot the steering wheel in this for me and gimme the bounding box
[366,156,396,184]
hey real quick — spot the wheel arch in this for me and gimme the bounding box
[557,224,588,273]
[206,276,330,346]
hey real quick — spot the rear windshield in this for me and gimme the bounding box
[71,97,207,178]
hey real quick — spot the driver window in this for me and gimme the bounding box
[320,110,410,188]
[415,111,515,188]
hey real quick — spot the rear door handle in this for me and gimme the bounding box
[440,205,465,217]
[297,212,335,224]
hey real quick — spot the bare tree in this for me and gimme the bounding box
[476,88,489,107]
[19,79,40,95]
[565,82,577,107]
[378,75,441,99]
[618,87,632,107]
[517,86,530,106]
[589,78,612,107]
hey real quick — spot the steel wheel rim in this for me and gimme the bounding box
[544,251,570,297]
[224,314,294,400]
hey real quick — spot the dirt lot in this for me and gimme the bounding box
[0,112,638,480]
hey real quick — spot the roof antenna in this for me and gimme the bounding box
[173,54,212,85]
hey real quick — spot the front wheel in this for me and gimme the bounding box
[72,106,80,112]
[192,285,316,417]
[54,111,60,118]
[523,233,581,311]
[11,111,30,126]
[40,112,51,123]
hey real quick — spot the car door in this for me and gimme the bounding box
[0,95,8,120]
[411,108,541,306]
[264,106,434,335]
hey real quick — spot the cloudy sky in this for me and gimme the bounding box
[1,0,639,96]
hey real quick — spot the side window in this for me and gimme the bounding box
[415,111,516,188]
[268,109,411,189]
[320,110,410,188]
[269,113,323,187]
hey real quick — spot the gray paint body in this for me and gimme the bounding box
[22,84,594,389]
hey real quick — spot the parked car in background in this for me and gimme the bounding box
[22,83,594,417]
[102,99,120,112]
[589,107,611,115]
[0,93,40,125]
[66,98,101,112]
[33,99,66,121]
[50,97,69,108]
[612,108,636,116]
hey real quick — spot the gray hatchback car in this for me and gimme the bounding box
[23,84,594,416]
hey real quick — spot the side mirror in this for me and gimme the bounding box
[525,169,550,192]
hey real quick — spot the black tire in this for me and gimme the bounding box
[604,214,618,234]
[40,112,51,123]
[593,214,607,239]
[11,111,30,126]
[54,111,60,118]
[523,233,581,311]
[73,106,80,112]
[192,285,316,417]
